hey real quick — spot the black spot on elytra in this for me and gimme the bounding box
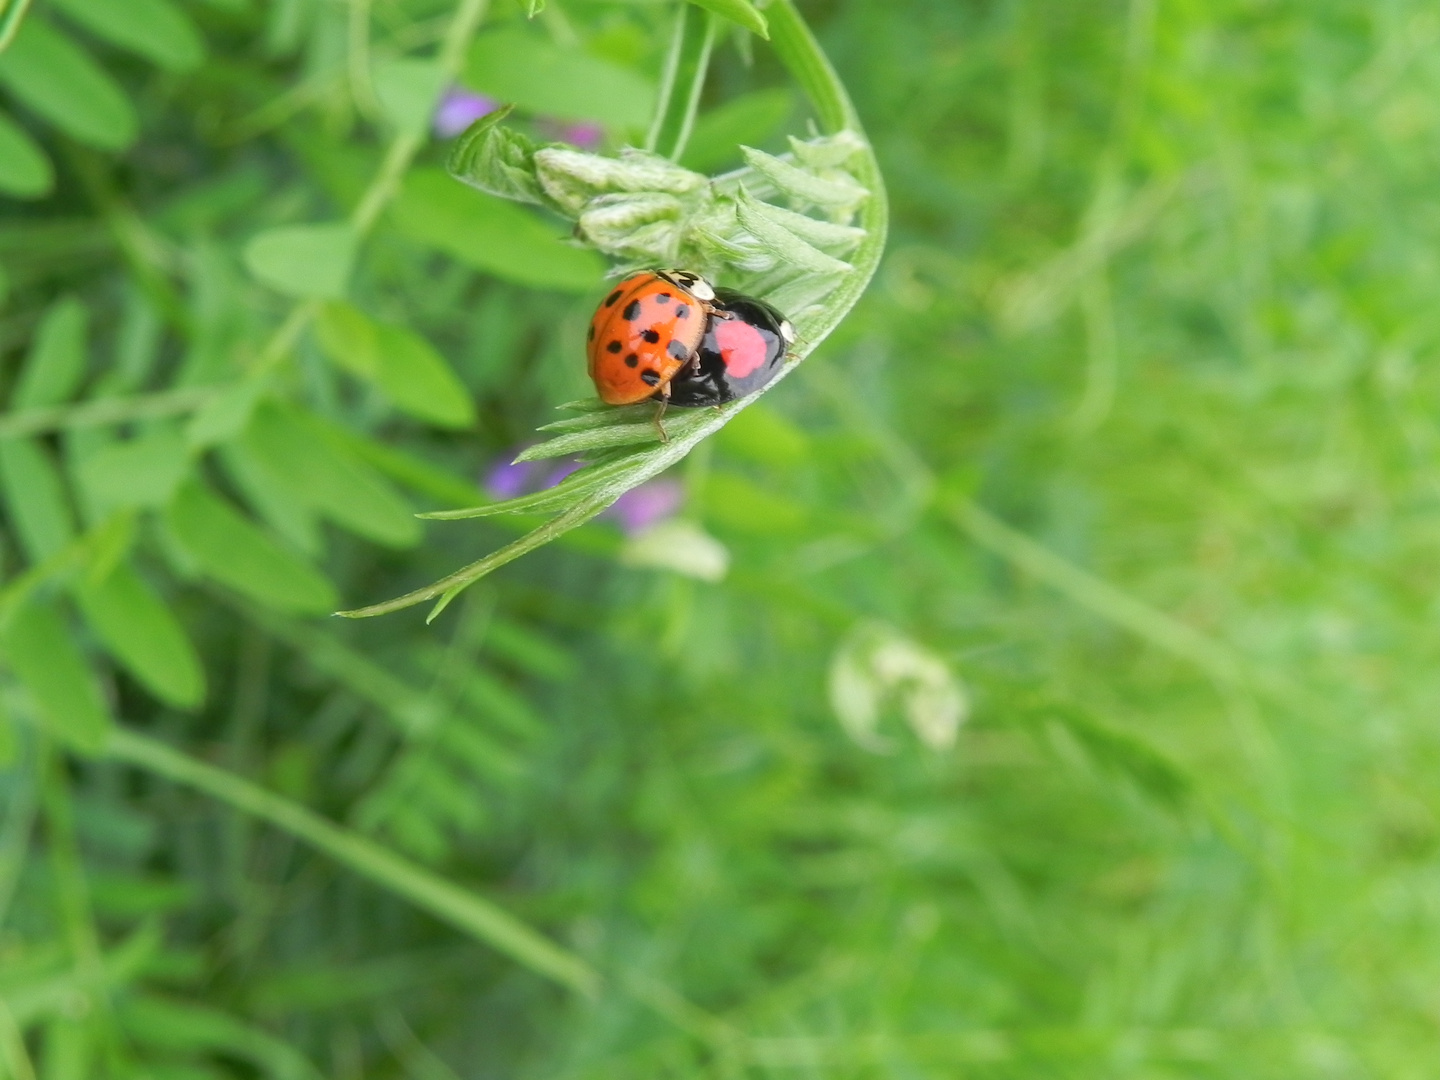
[606,340,622,354]
[604,290,622,307]
[656,293,672,303]
[625,353,639,368]
[623,300,642,321]
[667,339,690,361]
[640,370,661,386]
[675,305,690,319]
[641,329,661,344]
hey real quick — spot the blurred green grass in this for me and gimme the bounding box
[3,0,1440,1077]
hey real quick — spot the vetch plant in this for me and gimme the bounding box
[340,0,888,620]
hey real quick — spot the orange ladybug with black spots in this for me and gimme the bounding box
[586,269,716,405]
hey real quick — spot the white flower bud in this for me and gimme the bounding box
[578,195,686,262]
[828,623,969,753]
[620,520,730,582]
[535,147,707,214]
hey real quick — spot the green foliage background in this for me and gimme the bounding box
[1,0,1437,1076]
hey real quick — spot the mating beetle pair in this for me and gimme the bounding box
[586,269,794,416]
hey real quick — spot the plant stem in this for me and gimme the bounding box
[646,5,718,161]
[104,727,601,996]
[767,0,887,349]
[950,498,1243,685]
[0,386,215,439]
[766,0,858,132]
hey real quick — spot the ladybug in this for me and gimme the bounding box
[587,269,716,406]
[665,289,795,407]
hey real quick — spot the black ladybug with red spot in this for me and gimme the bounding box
[586,271,794,410]
[667,289,795,407]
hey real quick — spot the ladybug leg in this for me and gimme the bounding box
[652,384,671,443]
[699,298,735,323]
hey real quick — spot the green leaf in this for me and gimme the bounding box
[314,302,475,429]
[48,0,204,72]
[389,168,603,292]
[735,190,855,274]
[372,57,445,137]
[0,16,137,151]
[1,598,111,754]
[74,426,189,513]
[218,442,323,557]
[683,0,768,38]
[485,618,576,681]
[163,480,337,615]
[83,508,135,583]
[313,302,380,379]
[74,560,205,709]
[463,27,655,129]
[0,109,51,197]
[446,105,551,207]
[13,295,87,409]
[118,995,322,1080]
[704,471,809,535]
[237,402,420,549]
[680,88,793,174]
[0,439,75,562]
[89,873,197,917]
[0,0,35,55]
[714,401,810,465]
[740,190,866,253]
[740,144,869,210]
[326,428,484,508]
[242,223,357,300]
[513,423,658,462]
[185,378,266,449]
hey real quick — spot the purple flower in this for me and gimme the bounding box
[483,456,541,500]
[434,87,500,138]
[558,121,604,151]
[483,448,684,536]
[533,117,606,151]
[542,459,582,488]
[608,478,684,537]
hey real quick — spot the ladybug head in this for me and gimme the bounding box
[657,268,715,303]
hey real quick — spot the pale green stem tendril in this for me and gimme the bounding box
[646,5,718,161]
